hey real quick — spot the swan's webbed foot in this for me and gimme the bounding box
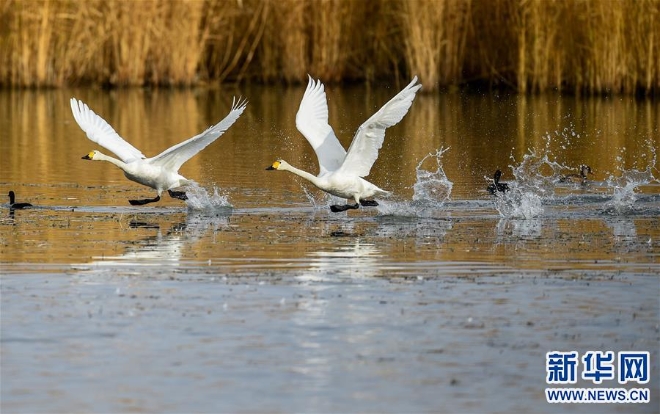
[359,199,379,207]
[168,190,188,200]
[330,203,360,213]
[129,195,161,206]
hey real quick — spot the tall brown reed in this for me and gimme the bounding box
[400,0,470,91]
[514,0,562,93]
[0,0,657,94]
[258,0,308,83]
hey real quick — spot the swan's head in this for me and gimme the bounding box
[82,150,99,160]
[266,160,289,171]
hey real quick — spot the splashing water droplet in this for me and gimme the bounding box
[494,190,543,220]
[604,145,657,215]
[377,147,453,217]
[412,147,453,205]
[301,185,328,210]
[494,135,566,219]
[184,182,232,211]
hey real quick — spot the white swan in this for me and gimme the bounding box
[267,75,421,212]
[70,97,247,205]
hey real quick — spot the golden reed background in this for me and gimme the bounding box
[1,0,658,94]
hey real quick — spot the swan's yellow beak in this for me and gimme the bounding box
[266,161,280,170]
[81,151,94,160]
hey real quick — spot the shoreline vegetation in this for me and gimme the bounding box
[1,0,658,95]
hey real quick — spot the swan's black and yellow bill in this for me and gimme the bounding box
[81,151,94,160]
[266,160,280,170]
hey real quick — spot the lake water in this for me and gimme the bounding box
[1,84,659,413]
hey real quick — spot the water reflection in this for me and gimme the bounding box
[303,240,382,281]
[79,212,230,275]
[290,239,387,406]
[603,216,638,246]
[496,218,543,239]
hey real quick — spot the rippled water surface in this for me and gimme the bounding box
[1,86,659,413]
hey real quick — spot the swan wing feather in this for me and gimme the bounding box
[295,75,346,175]
[149,97,247,171]
[339,77,421,177]
[70,98,145,163]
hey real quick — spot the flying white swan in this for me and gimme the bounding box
[70,97,247,205]
[267,75,421,212]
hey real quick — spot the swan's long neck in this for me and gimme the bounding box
[282,163,322,187]
[96,152,129,171]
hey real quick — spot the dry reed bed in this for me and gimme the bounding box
[1,0,657,94]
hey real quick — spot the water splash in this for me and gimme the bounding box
[492,129,658,218]
[496,218,543,239]
[184,182,232,211]
[493,189,543,220]
[603,144,657,215]
[495,152,560,219]
[494,135,565,219]
[413,147,453,205]
[510,134,567,195]
[301,185,328,211]
[377,147,453,217]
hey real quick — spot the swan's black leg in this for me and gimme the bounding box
[168,190,188,200]
[359,199,379,207]
[330,203,360,213]
[129,195,161,206]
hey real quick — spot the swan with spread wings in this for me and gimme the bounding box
[71,97,247,205]
[267,76,421,212]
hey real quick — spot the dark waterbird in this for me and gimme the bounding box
[8,191,32,209]
[559,165,594,184]
[487,170,510,194]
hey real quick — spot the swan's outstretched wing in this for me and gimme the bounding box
[295,76,346,175]
[70,98,146,163]
[339,77,421,177]
[149,97,247,171]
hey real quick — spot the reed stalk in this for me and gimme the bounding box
[400,0,470,91]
